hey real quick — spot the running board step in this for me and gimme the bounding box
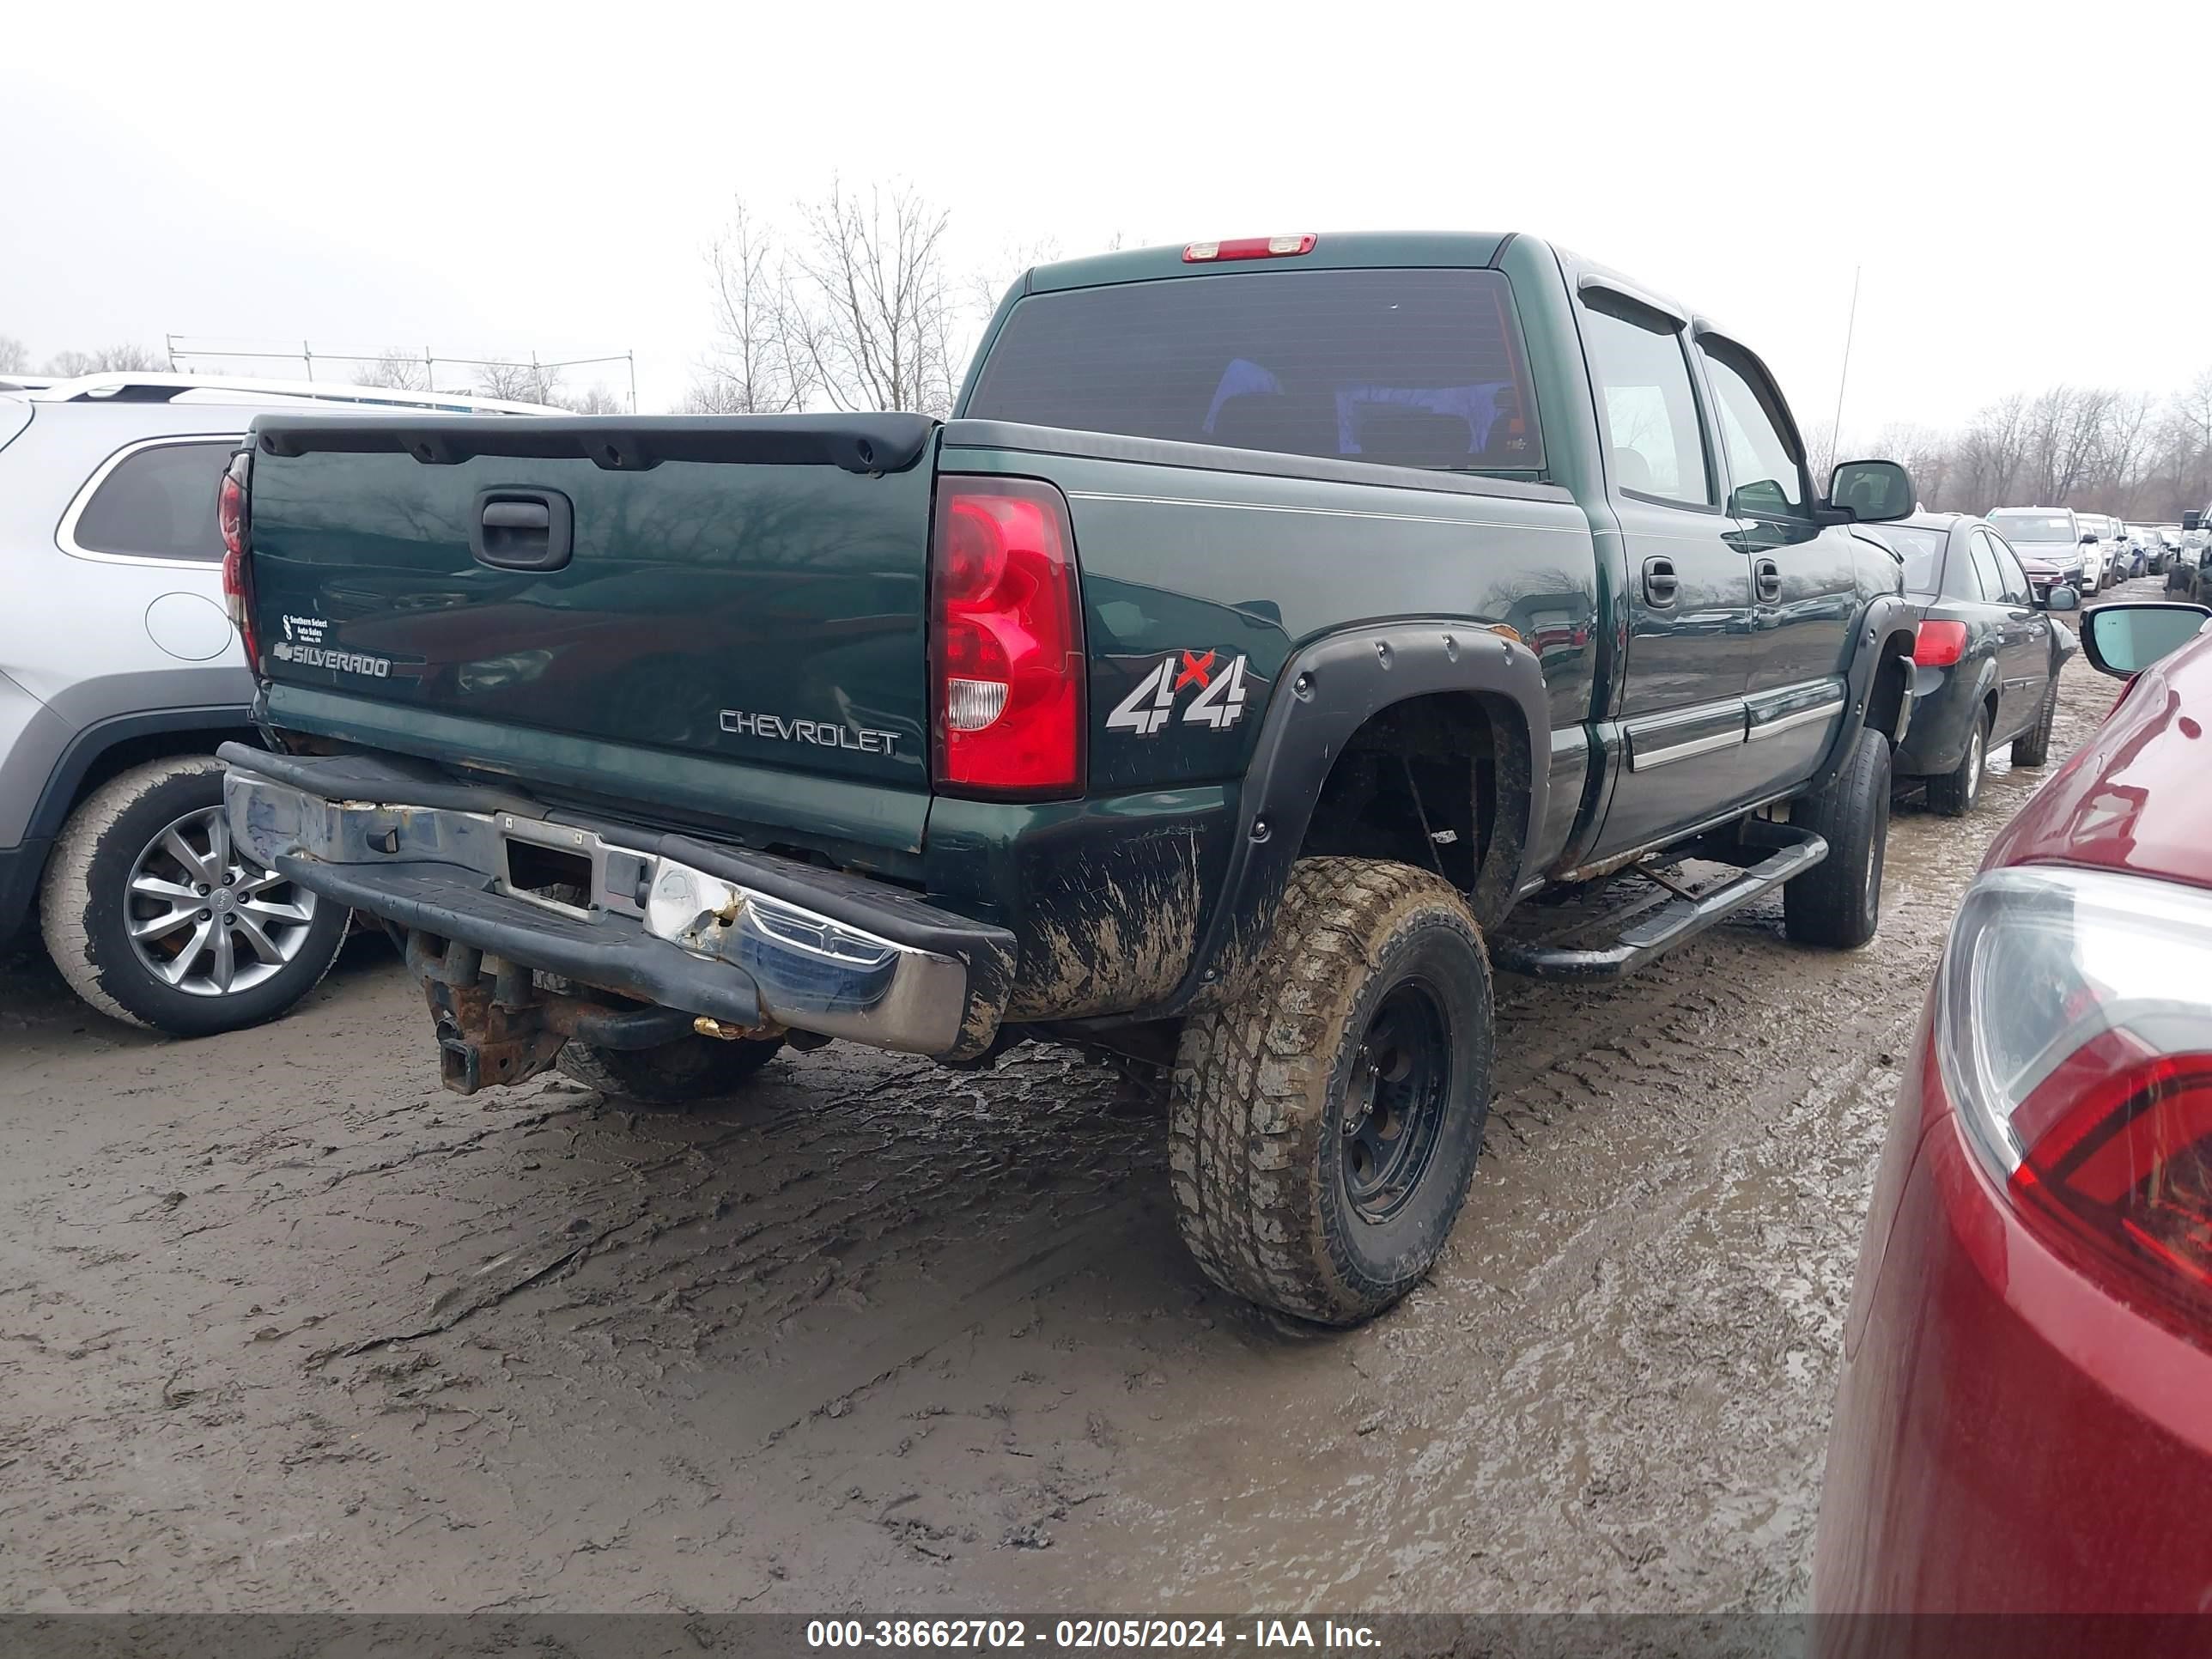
[1492,824,1829,980]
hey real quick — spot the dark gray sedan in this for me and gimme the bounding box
[1862,514,2080,815]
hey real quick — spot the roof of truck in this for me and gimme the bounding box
[1022,231,1518,295]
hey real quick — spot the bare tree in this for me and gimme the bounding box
[968,234,1061,323]
[355,349,432,392]
[1806,421,1841,489]
[472,360,559,404]
[1869,422,1952,510]
[693,199,805,415]
[0,336,27,375]
[785,180,960,416]
[2094,390,2154,513]
[44,343,167,377]
[544,381,626,414]
[1952,393,2028,513]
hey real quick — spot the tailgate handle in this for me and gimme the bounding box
[471,489,574,572]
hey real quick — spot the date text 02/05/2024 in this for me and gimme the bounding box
[804,1619,1380,1650]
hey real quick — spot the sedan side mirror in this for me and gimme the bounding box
[2080,601,2212,678]
[2045,584,2081,612]
[1826,459,1915,523]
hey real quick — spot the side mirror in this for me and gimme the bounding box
[2185,510,2203,532]
[2080,601,2211,678]
[2045,584,2080,612]
[1826,459,1915,523]
[2081,532,2100,544]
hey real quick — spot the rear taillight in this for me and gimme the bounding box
[218,447,259,670]
[1913,618,1967,667]
[1182,234,1317,263]
[1938,866,2212,1339]
[931,477,1084,799]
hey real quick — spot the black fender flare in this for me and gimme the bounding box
[1814,593,1917,786]
[1164,619,1551,1015]
[24,706,260,843]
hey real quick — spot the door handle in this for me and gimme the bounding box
[1753,557,1782,602]
[471,488,574,572]
[1642,556,1680,606]
[482,500,550,532]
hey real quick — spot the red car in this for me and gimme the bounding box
[1815,599,2212,1632]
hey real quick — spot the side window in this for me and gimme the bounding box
[1965,530,2005,601]
[1984,532,2033,605]
[1579,298,1713,507]
[68,439,237,562]
[1698,341,1808,520]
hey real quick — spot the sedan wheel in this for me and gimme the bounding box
[40,756,351,1036]
[1928,712,1989,817]
[124,805,321,996]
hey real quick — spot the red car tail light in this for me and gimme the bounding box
[217,447,260,670]
[931,477,1084,799]
[1938,866,2212,1337]
[1913,618,1968,667]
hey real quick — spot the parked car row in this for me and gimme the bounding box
[0,372,559,1035]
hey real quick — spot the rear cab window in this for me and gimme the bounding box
[64,437,239,562]
[964,268,1543,475]
[1577,295,1713,507]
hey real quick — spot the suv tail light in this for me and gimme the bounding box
[1913,618,1968,667]
[1938,866,2212,1340]
[931,477,1085,799]
[218,447,260,670]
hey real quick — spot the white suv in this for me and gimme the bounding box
[0,373,554,1035]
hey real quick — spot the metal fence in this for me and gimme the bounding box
[161,336,637,410]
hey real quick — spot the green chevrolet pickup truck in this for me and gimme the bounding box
[219,231,1919,1324]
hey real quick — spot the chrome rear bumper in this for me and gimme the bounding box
[222,752,1011,1060]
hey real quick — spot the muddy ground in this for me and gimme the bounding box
[0,592,2137,1616]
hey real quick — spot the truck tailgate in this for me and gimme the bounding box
[243,414,938,811]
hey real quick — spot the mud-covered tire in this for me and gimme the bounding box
[39,757,349,1036]
[1924,708,1990,817]
[1785,726,1891,951]
[2010,684,2057,768]
[1169,857,1493,1327]
[559,1033,787,1103]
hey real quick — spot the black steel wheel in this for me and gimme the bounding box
[1171,857,1493,1326]
[1340,981,1454,1224]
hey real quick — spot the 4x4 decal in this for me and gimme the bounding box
[1106,651,1251,737]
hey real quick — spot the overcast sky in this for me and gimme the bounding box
[9,0,2204,439]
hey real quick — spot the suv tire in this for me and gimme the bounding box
[1925,708,1990,817]
[1170,857,1493,1327]
[2010,684,2057,768]
[40,756,349,1036]
[1784,726,1891,951]
[559,1033,787,1103]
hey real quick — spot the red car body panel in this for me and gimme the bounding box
[1814,627,2212,1620]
